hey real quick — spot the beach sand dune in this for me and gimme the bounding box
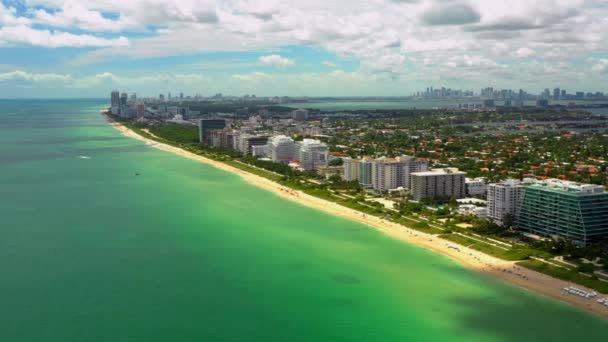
[111,121,608,320]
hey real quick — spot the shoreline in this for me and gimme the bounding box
[109,119,608,320]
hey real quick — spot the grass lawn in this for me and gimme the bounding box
[440,233,536,261]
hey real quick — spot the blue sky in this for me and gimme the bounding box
[0,0,607,98]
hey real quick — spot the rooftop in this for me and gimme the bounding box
[412,168,465,176]
[524,178,606,195]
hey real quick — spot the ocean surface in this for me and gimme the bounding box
[1,99,608,342]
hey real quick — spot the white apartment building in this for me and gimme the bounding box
[345,157,374,186]
[343,157,360,182]
[237,133,251,153]
[458,204,488,219]
[465,177,488,196]
[371,157,405,192]
[267,135,295,164]
[295,139,329,171]
[401,156,429,188]
[251,145,268,158]
[486,179,524,226]
[237,134,269,155]
[370,156,429,192]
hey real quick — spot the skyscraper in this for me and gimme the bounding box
[553,88,561,100]
[111,91,120,106]
[120,93,128,106]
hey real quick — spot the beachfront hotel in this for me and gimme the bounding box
[517,179,608,245]
[409,168,466,201]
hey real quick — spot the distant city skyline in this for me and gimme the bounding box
[0,1,607,98]
[106,84,608,102]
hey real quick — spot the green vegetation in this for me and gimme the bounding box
[518,260,608,294]
[223,160,283,182]
[164,101,295,116]
[439,233,543,261]
[146,123,199,144]
[329,110,608,185]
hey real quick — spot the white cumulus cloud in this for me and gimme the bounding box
[32,3,137,32]
[589,58,608,74]
[233,71,272,82]
[2,0,608,92]
[259,54,295,68]
[0,70,73,85]
[513,47,536,58]
[0,25,129,48]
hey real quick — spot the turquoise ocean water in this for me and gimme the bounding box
[1,99,608,341]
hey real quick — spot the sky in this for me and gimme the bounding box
[0,0,607,98]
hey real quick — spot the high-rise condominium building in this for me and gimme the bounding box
[518,179,608,245]
[359,158,373,187]
[369,156,428,192]
[267,135,295,164]
[343,157,360,182]
[410,168,466,201]
[292,109,309,121]
[135,102,145,118]
[238,134,269,155]
[487,179,525,226]
[199,119,226,145]
[111,91,120,107]
[295,139,328,171]
[345,157,374,187]
[209,130,238,149]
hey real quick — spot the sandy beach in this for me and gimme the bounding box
[111,120,608,320]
